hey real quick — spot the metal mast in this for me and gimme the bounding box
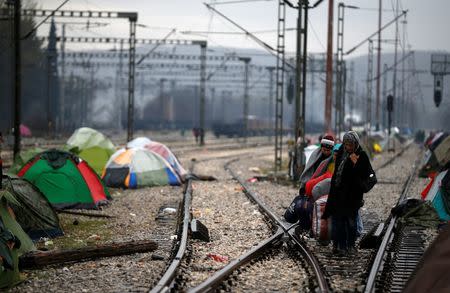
[275,0,286,171]
[324,0,334,133]
[335,2,344,136]
[375,0,382,130]
[348,61,354,129]
[240,57,251,143]
[127,14,137,142]
[392,0,399,129]
[59,23,66,133]
[382,63,388,129]
[366,40,374,138]
[266,66,275,142]
[13,0,21,159]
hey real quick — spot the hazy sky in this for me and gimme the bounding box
[35,0,450,56]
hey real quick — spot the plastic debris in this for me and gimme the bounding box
[87,234,101,241]
[207,253,229,263]
[246,177,258,183]
[162,207,177,215]
[130,213,136,217]
[248,167,261,173]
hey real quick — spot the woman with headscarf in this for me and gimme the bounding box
[322,131,374,256]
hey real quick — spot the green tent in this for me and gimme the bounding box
[66,127,116,174]
[0,191,35,289]
[2,175,63,240]
[18,150,111,210]
[7,147,44,175]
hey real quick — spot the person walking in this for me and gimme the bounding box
[298,134,335,195]
[322,131,375,256]
[284,134,335,226]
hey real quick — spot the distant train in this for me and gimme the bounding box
[212,116,292,138]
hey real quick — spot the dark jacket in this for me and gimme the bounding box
[323,144,372,218]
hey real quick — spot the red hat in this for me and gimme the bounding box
[321,134,335,147]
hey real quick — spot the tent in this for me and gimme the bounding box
[434,135,450,168]
[127,137,187,179]
[7,147,44,175]
[17,150,111,210]
[20,124,32,137]
[102,147,182,189]
[2,175,63,240]
[66,127,116,174]
[424,170,450,221]
[0,191,35,289]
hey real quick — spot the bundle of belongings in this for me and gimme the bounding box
[285,136,337,241]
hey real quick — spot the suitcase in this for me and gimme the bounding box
[312,195,332,241]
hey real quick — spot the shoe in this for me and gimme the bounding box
[348,246,358,255]
[333,248,348,257]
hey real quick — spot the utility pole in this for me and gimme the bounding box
[116,39,124,130]
[382,63,388,129]
[220,90,226,123]
[375,0,382,131]
[325,0,334,133]
[127,14,137,142]
[159,78,167,127]
[239,57,251,143]
[13,0,21,159]
[366,40,374,140]
[335,2,344,136]
[348,61,354,129]
[299,1,308,175]
[59,23,66,133]
[392,0,399,131]
[266,66,275,142]
[47,18,58,138]
[210,87,216,123]
[400,13,407,127]
[194,41,207,146]
[275,0,286,171]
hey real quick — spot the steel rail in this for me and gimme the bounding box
[364,154,420,293]
[189,230,284,293]
[374,140,412,172]
[229,167,329,292]
[188,162,329,292]
[150,179,193,293]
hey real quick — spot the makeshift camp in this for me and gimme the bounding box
[17,150,111,209]
[102,147,182,189]
[0,191,35,289]
[423,170,450,221]
[434,135,450,167]
[2,175,63,240]
[127,137,187,179]
[66,127,116,174]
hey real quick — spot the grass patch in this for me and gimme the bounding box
[35,214,112,250]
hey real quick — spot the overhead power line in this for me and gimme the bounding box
[345,9,408,55]
[22,0,70,40]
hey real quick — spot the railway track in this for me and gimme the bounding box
[151,151,329,292]
[363,151,435,293]
[149,140,429,293]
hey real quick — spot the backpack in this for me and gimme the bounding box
[284,195,313,230]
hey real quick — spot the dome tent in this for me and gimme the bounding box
[66,127,116,174]
[102,147,182,189]
[127,137,187,179]
[2,175,63,240]
[17,150,111,210]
